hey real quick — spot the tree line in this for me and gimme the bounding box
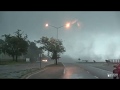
[0,29,66,65]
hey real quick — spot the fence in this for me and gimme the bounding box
[107,59,120,63]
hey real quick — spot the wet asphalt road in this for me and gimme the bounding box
[26,62,64,79]
[26,61,114,79]
[0,58,115,79]
[60,58,114,79]
[62,62,113,79]
[62,63,97,79]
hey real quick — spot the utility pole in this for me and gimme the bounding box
[0,49,2,64]
[39,53,42,68]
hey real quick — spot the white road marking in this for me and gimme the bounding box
[64,69,66,74]
[61,62,66,74]
[26,68,48,79]
[94,76,99,78]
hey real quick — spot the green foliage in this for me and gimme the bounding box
[1,29,29,61]
[24,41,42,61]
[36,36,66,65]
[0,39,4,54]
[39,36,65,53]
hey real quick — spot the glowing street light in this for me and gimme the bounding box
[45,22,71,39]
[45,24,48,27]
[65,23,70,28]
[44,22,71,64]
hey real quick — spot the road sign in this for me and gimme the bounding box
[26,58,30,62]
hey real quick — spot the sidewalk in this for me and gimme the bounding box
[23,62,64,79]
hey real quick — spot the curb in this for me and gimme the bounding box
[21,61,65,79]
[21,63,53,79]
[21,67,45,79]
[59,61,66,74]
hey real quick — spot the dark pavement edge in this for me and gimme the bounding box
[21,62,65,79]
[21,63,52,79]
[21,67,45,79]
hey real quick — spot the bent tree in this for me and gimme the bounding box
[36,36,66,65]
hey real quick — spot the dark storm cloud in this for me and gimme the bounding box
[0,11,120,61]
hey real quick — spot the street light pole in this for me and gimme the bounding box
[0,49,1,64]
[48,25,64,40]
[57,28,58,39]
[46,25,62,64]
[46,23,70,39]
[45,23,70,64]
[39,53,41,68]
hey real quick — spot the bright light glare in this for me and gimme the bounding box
[77,22,80,27]
[66,23,70,28]
[45,24,48,27]
[42,59,47,62]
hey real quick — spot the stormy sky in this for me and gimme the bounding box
[0,11,120,61]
